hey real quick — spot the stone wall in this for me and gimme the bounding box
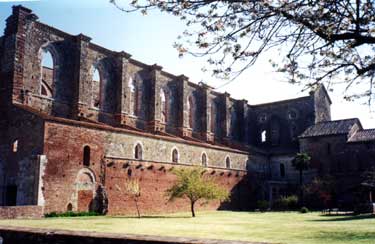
[0,105,45,206]
[247,96,315,148]
[0,206,43,219]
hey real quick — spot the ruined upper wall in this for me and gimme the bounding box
[247,95,316,149]
[1,5,251,146]
[1,5,329,151]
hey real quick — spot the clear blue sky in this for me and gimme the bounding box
[0,0,374,128]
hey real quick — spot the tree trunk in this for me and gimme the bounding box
[134,198,141,218]
[299,169,303,206]
[191,200,196,218]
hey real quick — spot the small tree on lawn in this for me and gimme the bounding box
[167,167,229,217]
[125,179,141,218]
[292,153,311,204]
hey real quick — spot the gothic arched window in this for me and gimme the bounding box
[160,89,167,123]
[225,157,231,169]
[134,143,143,160]
[172,148,179,163]
[92,67,101,108]
[202,153,208,167]
[40,48,54,98]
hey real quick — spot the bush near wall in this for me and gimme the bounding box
[45,211,102,218]
[273,195,299,211]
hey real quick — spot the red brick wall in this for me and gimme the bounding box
[42,121,251,215]
[105,159,248,215]
[43,122,105,214]
[0,206,43,219]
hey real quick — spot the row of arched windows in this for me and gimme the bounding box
[81,144,231,169]
[40,47,238,136]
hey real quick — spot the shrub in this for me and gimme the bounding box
[300,207,309,213]
[256,200,269,212]
[273,195,299,211]
[45,211,101,218]
[354,203,373,215]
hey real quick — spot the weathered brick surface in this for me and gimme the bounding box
[42,119,250,214]
[0,206,43,219]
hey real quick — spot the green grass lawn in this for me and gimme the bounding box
[0,211,374,244]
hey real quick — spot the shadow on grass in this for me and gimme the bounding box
[312,231,375,242]
[311,214,374,222]
[111,215,191,219]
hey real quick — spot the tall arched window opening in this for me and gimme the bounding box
[83,146,91,167]
[230,106,237,138]
[202,153,208,167]
[12,140,18,153]
[92,67,101,108]
[172,148,179,163]
[40,49,54,98]
[261,130,267,143]
[128,77,138,116]
[160,89,167,123]
[188,96,194,129]
[280,163,285,178]
[134,143,143,160]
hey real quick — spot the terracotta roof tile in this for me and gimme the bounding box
[348,129,375,142]
[299,118,360,138]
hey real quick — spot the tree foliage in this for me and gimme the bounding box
[362,167,375,188]
[292,152,311,204]
[166,167,229,217]
[304,176,337,209]
[112,0,375,105]
[292,153,311,173]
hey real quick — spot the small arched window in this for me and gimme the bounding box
[261,130,267,143]
[280,163,285,178]
[172,148,179,163]
[83,146,91,167]
[134,143,143,160]
[92,67,101,108]
[202,153,208,167]
[41,48,54,98]
[225,157,231,169]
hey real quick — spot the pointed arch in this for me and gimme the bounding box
[160,88,168,123]
[134,143,143,160]
[128,77,137,115]
[187,95,194,129]
[172,147,179,163]
[91,66,101,108]
[201,152,208,167]
[280,163,285,178]
[225,156,231,169]
[230,106,237,138]
[39,44,58,99]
